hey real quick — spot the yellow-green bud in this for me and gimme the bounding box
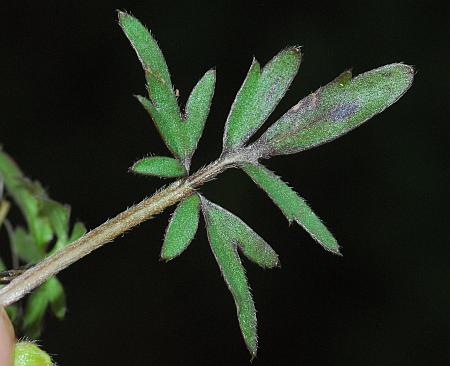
[14,341,53,366]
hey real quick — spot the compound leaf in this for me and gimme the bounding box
[183,69,216,164]
[201,198,258,358]
[118,11,172,87]
[254,63,414,156]
[130,156,187,178]
[242,163,339,254]
[223,47,301,151]
[161,194,200,261]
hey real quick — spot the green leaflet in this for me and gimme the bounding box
[119,11,183,144]
[242,163,339,254]
[137,69,215,168]
[145,69,183,135]
[223,47,301,151]
[201,198,258,358]
[223,59,260,150]
[23,277,66,338]
[120,11,185,161]
[118,11,172,87]
[183,69,216,165]
[130,156,187,178]
[160,194,200,261]
[122,15,217,170]
[202,198,279,268]
[136,95,184,160]
[254,63,414,156]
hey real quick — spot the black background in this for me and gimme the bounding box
[0,0,448,365]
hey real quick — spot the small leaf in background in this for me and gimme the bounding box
[22,286,47,337]
[242,163,339,254]
[14,341,53,366]
[254,63,414,156]
[183,69,216,166]
[48,278,66,319]
[223,48,301,151]
[0,150,53,248]
[201,197,258,358]
[9,226,45,263]
[38,199,70,244]
[68,221,87,243]
[136,95,184,160]
[23,277,66,338]
[160,194,200,261]
[39,200,87,254]
[118,11,172,87]
[12,179,53,247]
[130,156,187,178]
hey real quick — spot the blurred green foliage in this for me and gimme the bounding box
[0,148,86,338]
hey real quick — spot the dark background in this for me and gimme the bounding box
[0,0,448,365]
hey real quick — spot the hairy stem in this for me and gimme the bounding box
[0,151,247,307]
